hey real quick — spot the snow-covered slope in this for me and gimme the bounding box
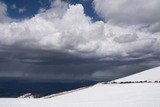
[18,93,35,98]
[0,66,160,107]
[114,66,160,82]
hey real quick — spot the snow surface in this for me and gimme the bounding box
[18,93,35,98]
[114,66,160,82]
[0,66,160,107]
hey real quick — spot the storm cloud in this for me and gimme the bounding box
[0,0,160,82]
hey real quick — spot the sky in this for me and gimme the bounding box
[0,0,160,82]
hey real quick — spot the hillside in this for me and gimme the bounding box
[114,66,160,82]
[0,66,160,107]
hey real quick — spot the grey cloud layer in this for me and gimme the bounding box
[0,0,160,81]
[94,0,160,33]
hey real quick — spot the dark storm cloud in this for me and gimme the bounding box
[0,46,160,82]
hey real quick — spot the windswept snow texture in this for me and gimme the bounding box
[0,66,160,107]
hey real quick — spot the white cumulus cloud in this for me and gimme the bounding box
[94,0,160,33]
[0,2,10,22]
[0,0,160,62]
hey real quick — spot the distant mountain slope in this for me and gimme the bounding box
[114,66,160,82]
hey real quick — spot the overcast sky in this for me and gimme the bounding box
[0,0,160,82]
